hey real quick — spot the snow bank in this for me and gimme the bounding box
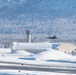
[35,49,76,61]
[13,50,33,56]
[0,48,11,54]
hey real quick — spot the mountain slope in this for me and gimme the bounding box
[0,0,76,39]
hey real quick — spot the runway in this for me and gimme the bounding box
[0,62,76,74]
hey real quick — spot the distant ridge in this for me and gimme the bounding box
[0,0,76,38]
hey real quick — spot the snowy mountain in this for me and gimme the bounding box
[0,0,76,18]
[0,0,76,39]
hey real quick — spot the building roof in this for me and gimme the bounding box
[12,42,52,50]
[57,43,76,52]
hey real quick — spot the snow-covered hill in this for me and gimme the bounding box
[0,0,76,18]
[0,0,76,43]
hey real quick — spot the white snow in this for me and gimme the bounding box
[0,48,76,75]
[0,49,33,58]
[13,50,33,56]
[35,49,76,61]
[0,48,11,54]
[0,69,75,75]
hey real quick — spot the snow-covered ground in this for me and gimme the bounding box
[0,70,75,75]
[35,49,76,61]
[0,48,76,75]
